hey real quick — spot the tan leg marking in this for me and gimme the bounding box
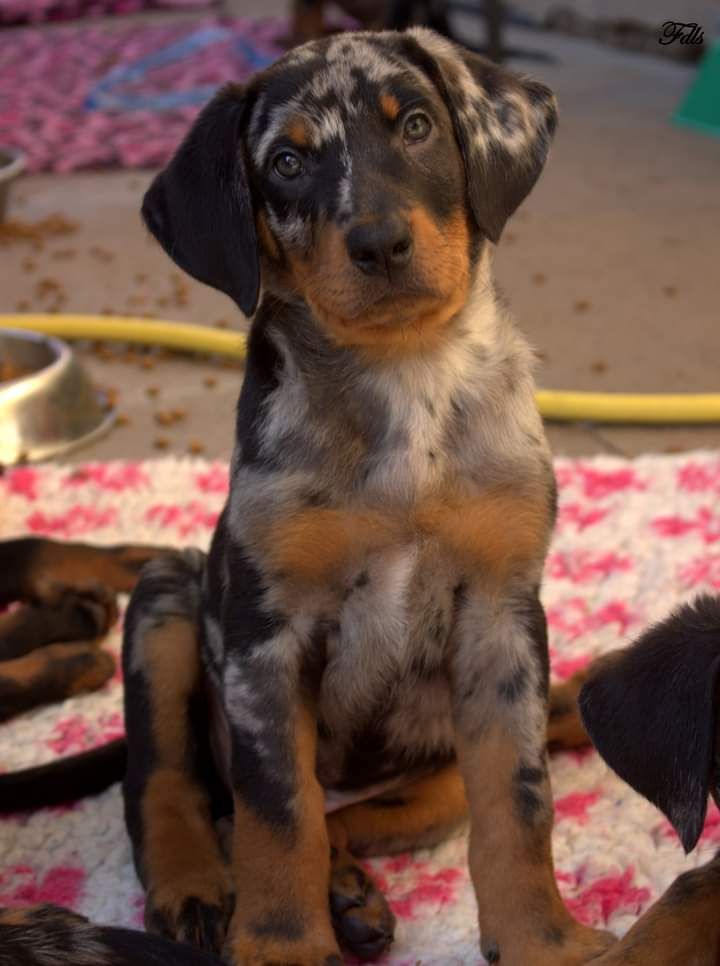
[327,764,468,857]
[140,621,231,929]
[456,729,614,965]
[226,702,339,965]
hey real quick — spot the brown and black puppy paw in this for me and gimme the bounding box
[146,888,235,954]
[54,585,119,640]
[330,848,395,961]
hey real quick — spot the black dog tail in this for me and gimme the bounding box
[0,904,222,966]
[0,737,127,813]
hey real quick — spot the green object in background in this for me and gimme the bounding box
[674,41,720,138]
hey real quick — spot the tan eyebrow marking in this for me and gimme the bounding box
[379,93,401,121]
[286,117,311,148]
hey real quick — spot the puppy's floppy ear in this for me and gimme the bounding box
[142,84,260,317]
[405,28,557,243]
[580,595,720,853]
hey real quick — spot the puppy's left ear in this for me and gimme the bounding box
[580,595,720,853]
[141,83,260,317]
[406,28,557,243]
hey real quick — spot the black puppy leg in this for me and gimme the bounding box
[0,537,169,606]
[0,587,117,662]
[0,642,115,722]
[215,556,339,965]
[122,551,233,955]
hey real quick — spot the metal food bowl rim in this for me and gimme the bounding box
[0,147,26,182]
[1,326,116,463]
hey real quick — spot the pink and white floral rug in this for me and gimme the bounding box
[1,453,720,964]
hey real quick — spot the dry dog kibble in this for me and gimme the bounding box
[34,277,63,299]
[188,439,205,454]
[146,386,160,398]
[134,272,147,284]
[116,414,130,427]
[574,299,591,313]
[153,437,170,450]
[663,285,677,297]
[590,360,608,374]
[15,299,30,311]
[89,245,115,262]
[531,272,546,285]
[214,319,229,328]
[21,257,36,272]
[204,376,217,388]
[154,408,187,426]
[0,214,78,247]
[140,357,156,370]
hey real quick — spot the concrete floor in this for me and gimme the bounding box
[1,23,719,463]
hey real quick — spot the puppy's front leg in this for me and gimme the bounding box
[221,619,339,966]
[451,585,614,965]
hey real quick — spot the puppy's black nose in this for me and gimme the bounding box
[346,217,414,277]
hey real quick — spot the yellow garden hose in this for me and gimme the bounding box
[3,313,720,425]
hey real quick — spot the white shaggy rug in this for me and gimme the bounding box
[1,453,720,964]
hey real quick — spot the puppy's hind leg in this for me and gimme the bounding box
[122,550,233,955]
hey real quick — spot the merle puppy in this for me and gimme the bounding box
[0,26,616,966]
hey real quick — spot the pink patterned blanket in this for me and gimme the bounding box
[0,18,291,172]
[1,453,719,963]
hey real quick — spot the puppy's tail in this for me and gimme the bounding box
[0,738,127,814]
[0,904,222,966]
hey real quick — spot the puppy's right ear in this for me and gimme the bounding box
[142,84,260,317]
[580,595,720,853]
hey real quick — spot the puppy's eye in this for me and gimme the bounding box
[403,113,431,143]
[273,151,304,179]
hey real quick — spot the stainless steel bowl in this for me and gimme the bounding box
[0,328,114,465]
[0,147,25,222]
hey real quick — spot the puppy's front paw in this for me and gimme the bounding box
[60,585,119,638]
[146,883,234,954]
[482,922,615,965]
[330,850,395,961]
[223,913,341,966]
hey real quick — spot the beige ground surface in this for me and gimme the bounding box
[1,21,718,463]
